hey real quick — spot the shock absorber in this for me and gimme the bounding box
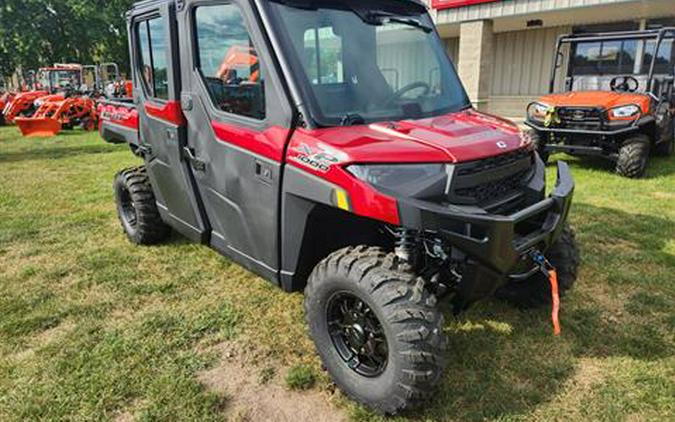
[395,228,418,265]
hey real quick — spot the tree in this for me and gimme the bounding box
[0,0,135,79]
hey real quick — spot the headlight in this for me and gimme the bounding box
[528,102,551,121]
[34,99,43,107]
[608,104,641,120]
[347,164,448,192]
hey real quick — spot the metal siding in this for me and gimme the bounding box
[490,25,571,96]
[436,0,637,24]
[446,37,460,63]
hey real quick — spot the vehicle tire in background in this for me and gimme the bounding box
[495,225,580,308]
[304,246,446,415]
[615,134,651,178]
[654,112,674,156]
[114,166,171,245]
[526,129,549,163]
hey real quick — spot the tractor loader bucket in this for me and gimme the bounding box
[14,117,62,137]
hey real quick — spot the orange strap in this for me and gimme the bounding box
[548,269,561,336]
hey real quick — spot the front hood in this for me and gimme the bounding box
[538,91,651,111]
[289,109,525,166]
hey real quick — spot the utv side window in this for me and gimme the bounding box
[194,4,266,120]
[136,17,169,100]
[642,39,674,74]
[303,27,345,85]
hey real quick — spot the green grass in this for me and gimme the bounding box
[285,364,317,391]
[0,126,673,421]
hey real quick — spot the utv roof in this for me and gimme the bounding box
[130,0,427,11]
[559,27,675,43]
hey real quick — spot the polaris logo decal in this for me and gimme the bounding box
[496,141,508,149]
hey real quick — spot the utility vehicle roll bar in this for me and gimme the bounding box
[548,27,675,93]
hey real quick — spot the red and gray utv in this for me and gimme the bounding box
[100,0,579,414]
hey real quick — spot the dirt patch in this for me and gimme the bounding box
[198,342,347,422]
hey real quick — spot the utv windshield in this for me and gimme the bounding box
[268,0,469,126]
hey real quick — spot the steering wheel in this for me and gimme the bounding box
[386,81,431,105]
[610,76,639,93]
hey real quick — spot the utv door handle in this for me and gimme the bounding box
[183,147,206,172]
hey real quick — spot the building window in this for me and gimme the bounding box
[194,4,266,120]
[137,17,169,100]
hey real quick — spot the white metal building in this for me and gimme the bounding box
[427,0,675,117]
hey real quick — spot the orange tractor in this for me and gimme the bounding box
[15,96,97,137]
[1,65,83,127]
[11,63,122,137]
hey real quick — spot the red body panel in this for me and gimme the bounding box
[145,101,186,126]
[98,102,139,131]
[285,109,526,225]
[432,0,501,10]
[211,121,290,162]
[288,109,523,166]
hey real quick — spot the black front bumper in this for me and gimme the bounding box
[525,119,641,158]
[396,160,575,308]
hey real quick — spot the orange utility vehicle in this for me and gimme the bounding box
[526,28,674,177]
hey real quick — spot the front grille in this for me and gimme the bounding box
[454,168,531,205]
[448,148,534,212]
[456,148,531,177]
[557,107,604,129]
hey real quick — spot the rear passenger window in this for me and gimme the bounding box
[194,4,266,120]
[137,17,170,100]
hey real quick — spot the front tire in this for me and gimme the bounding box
[304,246,446,415]
[615,134,650,178]
[495,225,580,308]
[113,166,171,245]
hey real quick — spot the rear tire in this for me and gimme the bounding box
[495,225,580,308]
[114,166,170,245]
[615,134,650,178]
[304,246,446,415]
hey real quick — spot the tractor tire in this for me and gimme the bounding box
[615,134,651,178]
[0,113,5,126]
[304,246,446,415]
[495,225,580,309]
[114,166,171,245]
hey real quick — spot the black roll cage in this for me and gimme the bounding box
[548,27,675,94]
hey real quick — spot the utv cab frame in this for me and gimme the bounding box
[105,0,580,414]
[526,27,675,177]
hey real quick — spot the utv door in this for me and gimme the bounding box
[130,3,207,242]
[177,0,294,280]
